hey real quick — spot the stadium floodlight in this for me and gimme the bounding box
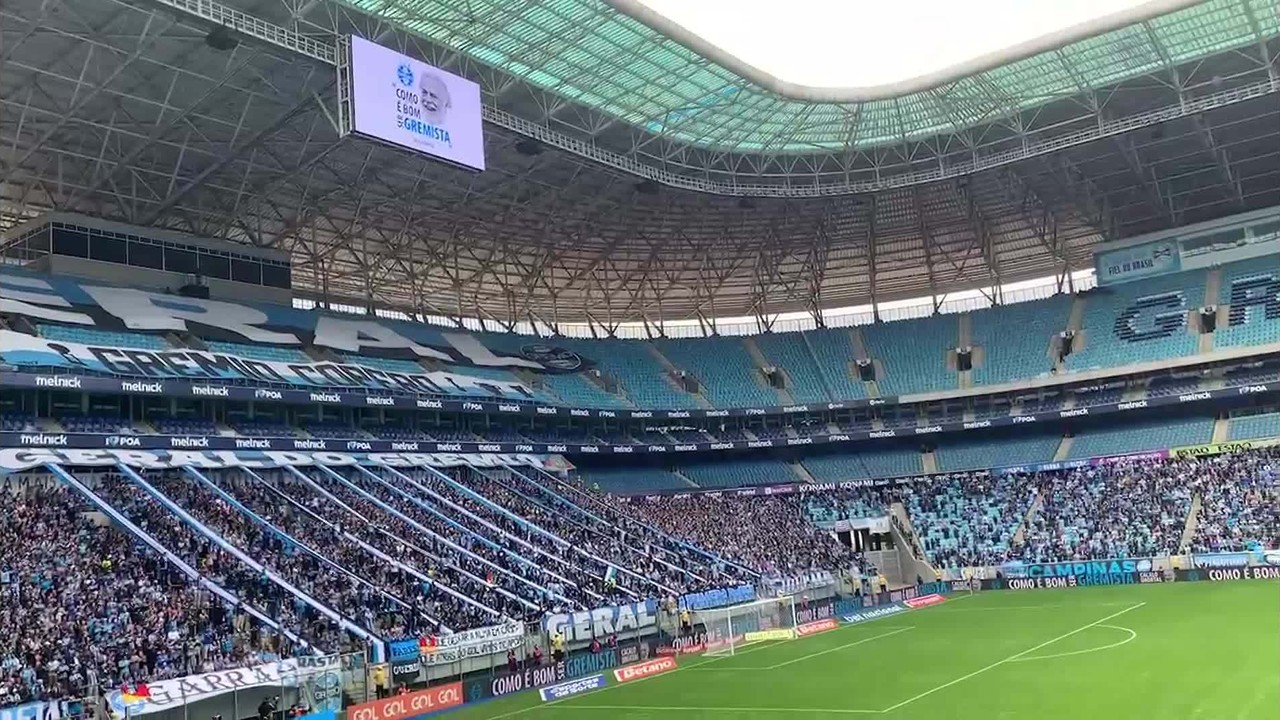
[697,595,798,657]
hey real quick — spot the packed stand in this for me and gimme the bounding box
[624,492,867,582]
[1,483,302,705]
[1017,460,1193,561]
[1192,448,1280,552]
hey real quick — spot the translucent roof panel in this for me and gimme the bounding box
[340,0,1280,153]
[631,0,1162,90]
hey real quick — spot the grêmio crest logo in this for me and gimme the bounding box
[519,343,583,372]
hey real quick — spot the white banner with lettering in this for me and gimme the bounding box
[106,656,340,716]
[0,448,546,474]
[425,622,525,665]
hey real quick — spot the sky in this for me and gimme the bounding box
[635,0,1161,89]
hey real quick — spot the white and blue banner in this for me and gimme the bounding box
[0,330,530,399]
[0,447,546,474]
[1094,239,1181,285]
[543,600,658,644]
[106,656,341,716]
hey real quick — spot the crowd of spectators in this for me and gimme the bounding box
[623,493,867,581]
[1191,449,1280,552]
[7,444,1280,712]
[1,484,286,705]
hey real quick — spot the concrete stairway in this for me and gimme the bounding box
[1053,434,1074,461]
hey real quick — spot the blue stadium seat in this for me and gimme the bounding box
[803,329,868,401]
[1067,416,1213,458]
[969,297,1070,386]
[206,341,310,363]
[656,337,781,408]
[1228,412,1280,441]
[861,315,957,395]
[802,448,923,481]
[1215,256,1280,348]
[579,468,691,493]
[341,354,424,373]
[1065,273,1204,371]
[934,435,1059,472]
[752,333,830,404]
[37,324,170,351]
[556,339,697,409]
[678,458,797,488]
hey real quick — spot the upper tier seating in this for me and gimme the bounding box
[969,297,1070,386]
[539,373,630,408]
[1066,416,1213,459]
[656,337,781,408]
[1065,273,1205,371]
[752,333,830,404]
[341,354,424,373]
[1215,256,1280,348]
[803,329,868,401]
[37,324,169,351]
[205,341,310,363]
[862,315,957,395]
[557,339,697,409]
[58,415,132,434]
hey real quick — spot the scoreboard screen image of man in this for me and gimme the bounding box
[347,35,486,171]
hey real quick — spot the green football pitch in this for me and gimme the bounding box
[447,580,1278,720]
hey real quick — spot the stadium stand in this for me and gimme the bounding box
[1193,450,1280,552]
[678,457,798,488]
[1018,461,1192,561]
[802,449,923,482]
[1066,417,1214,458]
[934,434,1060,473]
[904,474,1032,569]
[205,341,311,363]
[861,314,957,395]
[1215,257,1280,349]
[656,337,781,408]
[1065,273,1204,371]
[969,296,1070,386]
[1228,411,1280,441]
[752,332,832,404]
[556,339,697,409]
[37,324,169,351]
[803,329,869,401]
[578,467,690,493]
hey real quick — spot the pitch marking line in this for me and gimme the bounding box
[879,601,1147,714]
[764,626,916,669]
[1007,624,1138,663]
[557,706,881,714]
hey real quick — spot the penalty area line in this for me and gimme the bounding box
[764,626,915,669]
[879,601,1147,714]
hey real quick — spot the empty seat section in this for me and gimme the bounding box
[861,315,957,395]
[678,458,796,488]
[341,354,424,373]
[1067,417,1213,459]
[151,416,218,435]
[37,324,169,351]
[1227,412,1280,441]
[1215,256,1280,348]
[752,333,829,404]
[969,296,1070,386]
[558,339,696,409]
[803,330,868,401]
[540,373,630,408]
[935,435,1059,472]
[579,467,689,493]
[802,448,922,481]
[656,337,781,408]
[1065,272,1204,371]
[206,341,310,363]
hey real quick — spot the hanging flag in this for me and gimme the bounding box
[603,566,618,586]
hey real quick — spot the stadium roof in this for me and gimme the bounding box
[2,0,1280,331]
[341,0,1276,153]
